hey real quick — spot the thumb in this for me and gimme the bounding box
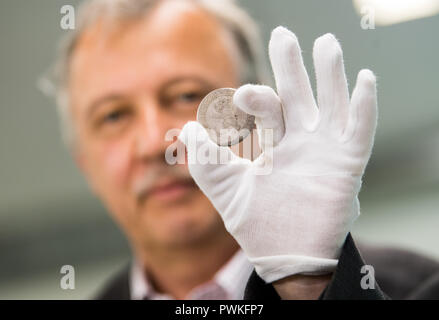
[178,121,249,212]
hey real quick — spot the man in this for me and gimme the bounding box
[49,0,439,299]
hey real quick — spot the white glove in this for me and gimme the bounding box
[178,26,378,283]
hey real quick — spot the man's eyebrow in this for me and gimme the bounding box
[85,76,217,116]
[161,76,217,90]
[86,94,126,118]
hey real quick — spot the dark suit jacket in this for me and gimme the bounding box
[95,234,439,300]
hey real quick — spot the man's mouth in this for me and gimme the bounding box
[142,178,198,203]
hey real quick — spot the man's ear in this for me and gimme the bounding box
[73,148,98,195]
[73,149,87,174]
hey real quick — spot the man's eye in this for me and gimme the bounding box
[178,92,202,103]
[103,109,128,123]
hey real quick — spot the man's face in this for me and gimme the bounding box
[69,1,240,249]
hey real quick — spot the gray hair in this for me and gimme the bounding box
[44,0,268,148]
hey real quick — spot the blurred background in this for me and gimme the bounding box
[0,0,438,299]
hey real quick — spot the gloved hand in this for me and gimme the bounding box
[178,26,378,283]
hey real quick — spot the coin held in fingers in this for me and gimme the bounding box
[197,88,255,146]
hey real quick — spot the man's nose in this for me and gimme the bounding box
[135,101,173,159]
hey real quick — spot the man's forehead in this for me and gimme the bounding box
[69,0,236,106]
[72,1,231,68]
[145,0,227,44]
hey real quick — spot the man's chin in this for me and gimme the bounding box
[141,210,224,248]
[135,189,224,247]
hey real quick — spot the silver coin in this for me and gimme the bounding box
[197,88,255,146]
